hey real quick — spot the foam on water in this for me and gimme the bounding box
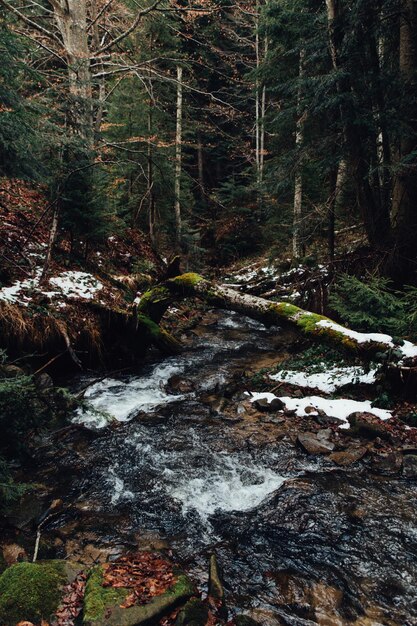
[169,457,285,518]
[73,361,186,428]
[101,427,286,522]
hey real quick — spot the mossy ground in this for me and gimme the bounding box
[0,560,66,625]
[83,565,129,622]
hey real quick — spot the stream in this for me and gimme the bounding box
[47,311,417,625]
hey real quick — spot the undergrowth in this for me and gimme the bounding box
[329,274,417,341]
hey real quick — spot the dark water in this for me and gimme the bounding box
[49,312,417,625]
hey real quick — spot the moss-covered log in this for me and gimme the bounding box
[138,273,417,362]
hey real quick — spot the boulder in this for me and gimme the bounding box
[347,413,391,440]
[83,561,197,626]
[297,433,335,455]
[0,560,82,626]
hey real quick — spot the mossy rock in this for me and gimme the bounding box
[84,569,196,626]
[175,598,208,626]
[83,564,129,623]
[0,560,79,625]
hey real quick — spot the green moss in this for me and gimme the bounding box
[168,573,196,598]
[137,313,162,338]
[83,565,129,623]
[271,302,301,318]
[0,560,66,625]
[136,286,173,322]
[169,273,204,288]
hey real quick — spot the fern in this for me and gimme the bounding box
[329,274,417,340]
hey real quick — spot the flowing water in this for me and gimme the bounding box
[51,312,417,625]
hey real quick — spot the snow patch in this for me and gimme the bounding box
[270,365,378,394]
[49,271,103,299]
[0,268,103,306]
[247,392,392,429]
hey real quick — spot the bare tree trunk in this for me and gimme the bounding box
[293,49,306,259]
[148,102,156,249]
[40,204,59,283]
[174,65,183,248]
[390,0,417,278]
[52,0,93,142]
[197,130,205,208]
[328,159,346,260]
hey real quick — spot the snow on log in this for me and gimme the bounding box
[137,273,417,363]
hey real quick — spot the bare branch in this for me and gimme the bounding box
[98,0,161,54]
[0,0,62,44]
[87,0,114,32]
[15,28,67,64]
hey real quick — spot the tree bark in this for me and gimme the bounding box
[174,65,183,248]
[52,0,93,141]
[293,49,306,259]
[390,0,417,279]
[325,0,392,250]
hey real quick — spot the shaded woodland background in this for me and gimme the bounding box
[1,0,417,280]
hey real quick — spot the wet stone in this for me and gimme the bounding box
[166,375,195,394]
[329,447,367,466]
[297,432,335,455]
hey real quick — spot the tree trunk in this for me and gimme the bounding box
[148,92,157,249]
[293,49,306,259]
[136,273,417,362]
[390,0,417,279]
[197,130,205,208]
[325,0,391,250]
[174,65,183,249]
[53,0,93,142]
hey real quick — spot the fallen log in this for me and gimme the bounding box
[137,273,417,363]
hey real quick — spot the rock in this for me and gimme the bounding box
[83,563,196,626]
[297,432,335,455]
[0,560,82,626]
[329,448,367,466]
[403,454,417,479]
[347,412,391,440]
[254,397,285,412]
[175,598,208,626]
[208,554,227,620]
[208,554,224,602]
[35,372,54,391]
[166,375,195,394]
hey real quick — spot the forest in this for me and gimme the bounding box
[1,0,417,625]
